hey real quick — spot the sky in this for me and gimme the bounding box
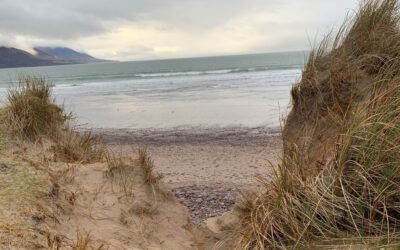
[0,0,359,61]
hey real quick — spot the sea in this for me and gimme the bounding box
[0,51,306,130]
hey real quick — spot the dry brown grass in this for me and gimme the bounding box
[105,148,165,201]
[5,76,71,140]
[105,150,127,176]
[138,148,163,185]
[0,162,56,249]
[51,129,105,163]
[105,151,137,196]
[72,232,91,250]
[69,231,105,250]
[230,0,400,249]
[3,76,106,164]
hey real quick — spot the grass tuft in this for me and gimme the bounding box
[71,231,105,250]
[105,151,136,196]
[51,129,105,163]
[138,148,163,185]
[5,76,70,140]
[105,149,165,199]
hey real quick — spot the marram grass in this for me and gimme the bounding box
[5,76,70,140]
[231,0,400,248]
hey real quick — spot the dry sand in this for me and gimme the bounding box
[94,126,282,222]
[95,126,281,188]
[53,162,199,249]
[0,126,282,248]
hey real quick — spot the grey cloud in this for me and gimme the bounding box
[0,0,106,39]
[0,0,359,59]
[0,0,281,40]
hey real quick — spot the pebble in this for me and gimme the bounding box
[172,185,241,223]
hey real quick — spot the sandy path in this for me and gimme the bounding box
[94,126,282,222]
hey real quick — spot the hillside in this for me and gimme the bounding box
[34,47,110,64]
[0,47,60,68]
[0,46,109,69]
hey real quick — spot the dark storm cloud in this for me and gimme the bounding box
[0,0,105,39]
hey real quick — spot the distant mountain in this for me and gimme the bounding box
[0,47,60,68]
[34,47,110,64]
[0,46,110,69]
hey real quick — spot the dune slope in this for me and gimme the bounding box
[0,77,201,249]
[216,0,400,248]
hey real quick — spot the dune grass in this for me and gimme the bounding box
[138,148,163,185]
[71,232,105,250]
[3,76,106,164]
[51,129,105,163]
[230,0,400,248]
[0,109,9,150]
[0,162,54,249]
[5,76,71,140]
[106,148,163,197]
[105,151,137,196]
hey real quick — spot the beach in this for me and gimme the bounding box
[0,52,297,223]
[96,126,281,187]
[0,52,298,224]
[2,0,396,248]
[94,126,282,221]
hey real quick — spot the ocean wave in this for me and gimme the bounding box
[228,67,269,73]
[48,65,302,89]
[134,69,231,78]
[134,66,301,79]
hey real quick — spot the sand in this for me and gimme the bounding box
[95,126,282,188]
[53,162,199,249]
[0,139,202,249]
[93,126,282,222]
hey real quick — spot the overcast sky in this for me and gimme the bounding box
[0,0,359,61]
